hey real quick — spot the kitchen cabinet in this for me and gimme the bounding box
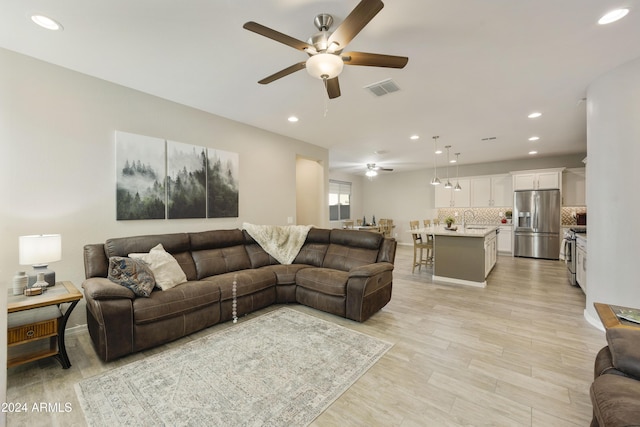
[484,232,497,277]
[435,179,470,208]
[512,168,564,191]
[576,235,587,293]
[497,225,512,254]
[470,174,513,207]
[562,168,586,206]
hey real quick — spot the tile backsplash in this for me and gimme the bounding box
[437,206,586,226]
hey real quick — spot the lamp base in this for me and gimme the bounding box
[27,266,56,287]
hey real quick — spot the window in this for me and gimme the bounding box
[329,180,351,221]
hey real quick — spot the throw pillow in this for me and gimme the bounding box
[107,256,156,297]
[129,243,187,290]
[606,327,640,379]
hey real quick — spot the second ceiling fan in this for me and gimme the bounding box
[243,0,409,99]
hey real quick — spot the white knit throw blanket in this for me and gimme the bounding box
[243,223,312,265]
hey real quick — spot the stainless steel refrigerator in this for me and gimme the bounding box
[513,189,561,259]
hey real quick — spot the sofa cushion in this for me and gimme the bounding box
[259,264,313,285]
[192,246,252,279]
[606,327,640,379]
[296,268,349,297]
[105,233,197,280]
[243,230,278,268]
[292,228,330,266]
[323,244,380,272]
[203,270,276,301]
[107,256,156,297]
[591,373,640,426]
[133,281,221,325]
[129,244,187,291]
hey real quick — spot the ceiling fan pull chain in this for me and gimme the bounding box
[323,78,330,117]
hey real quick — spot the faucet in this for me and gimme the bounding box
[462,209,475,229]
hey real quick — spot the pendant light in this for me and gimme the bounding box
[454,152,462,191]
[430,136,441,185]
[444,145,453,189]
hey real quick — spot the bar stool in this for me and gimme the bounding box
[410,220,432,273]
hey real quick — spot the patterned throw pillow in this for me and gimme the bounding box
[107,256,156,297]
[129,243,187,291]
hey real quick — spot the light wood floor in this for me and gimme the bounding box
[6,246,605,426]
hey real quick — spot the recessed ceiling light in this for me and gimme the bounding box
[410,135,420,140]
[287,116,299,123]
[529,151,538,155]
[528,136,540,141]
[450,159,457,163]
[435,149,442,154]
[31,15,63,31]
[598,9,630,25]
[528,112,542,118]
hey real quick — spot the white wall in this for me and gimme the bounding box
[585,55,640,323]
[0,47,328,328]
[296,157,325,226]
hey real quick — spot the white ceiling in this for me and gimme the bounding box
[2,1,639,176]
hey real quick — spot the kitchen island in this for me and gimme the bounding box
[411,225,499,287]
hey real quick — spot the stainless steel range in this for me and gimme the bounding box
[564,226,587,286]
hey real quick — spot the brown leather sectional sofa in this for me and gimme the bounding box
[590,327,640,426]
[83,227,397,362]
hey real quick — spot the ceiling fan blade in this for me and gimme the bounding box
[243,21,313,52]
[258,62,306,84]
[327,0,384,49]
[342,51,408,68]
[380,168,394,171]
[326,77,341,99]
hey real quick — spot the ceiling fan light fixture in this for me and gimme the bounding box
[366,169,378,177]
[306,53,343,80]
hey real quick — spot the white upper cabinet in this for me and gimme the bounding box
[562,168,586,206]
[470,174,513,207]
[435,179,470,207]
[511,168,564,191]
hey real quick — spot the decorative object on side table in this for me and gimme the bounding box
[18,234,62,287]
[12,271,28,295]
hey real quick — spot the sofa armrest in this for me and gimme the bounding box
[83,277,135,361]
[606,327,640,379]
[348,262,394,278]
[346,262,394,322]
[82,277,136,300]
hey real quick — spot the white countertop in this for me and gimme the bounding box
[409,225,499,238]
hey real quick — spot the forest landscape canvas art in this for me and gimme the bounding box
[115,131,239,220]
[116,132,166,220]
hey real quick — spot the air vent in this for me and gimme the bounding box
[364,78,400,97]
[481,136,497,141]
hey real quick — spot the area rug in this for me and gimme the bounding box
[75,308,392,426]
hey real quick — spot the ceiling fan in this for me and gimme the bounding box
[243,0,408,99]
[366,163,393,177]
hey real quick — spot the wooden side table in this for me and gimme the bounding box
[594,302,640,330]
[7,281,83,369]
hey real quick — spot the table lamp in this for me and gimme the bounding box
[19,234,62,287]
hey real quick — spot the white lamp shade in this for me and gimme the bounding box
[19,234,62,266]
[306,53,344,80]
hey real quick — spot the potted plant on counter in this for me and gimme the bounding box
[445,216,455,229]
[505,209,512,224]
